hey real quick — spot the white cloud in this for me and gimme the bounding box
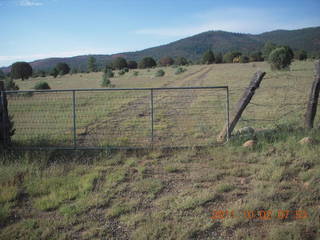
[18,0,43,7]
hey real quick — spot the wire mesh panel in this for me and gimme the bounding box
[6,91,73,148]
[153,88,228,147]
[4,87,229,149]
[75,90,151,148]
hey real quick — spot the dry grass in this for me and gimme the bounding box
[1,61,320,239]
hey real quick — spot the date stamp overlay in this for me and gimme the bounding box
[211,209,310,221]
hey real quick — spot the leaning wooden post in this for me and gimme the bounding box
[305,60,320,129]
[217,71,266,142]
[0,81,11,147]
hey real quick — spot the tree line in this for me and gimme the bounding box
[1,41,315,87]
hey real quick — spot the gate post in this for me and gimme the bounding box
[0,81,12,147]
[305,60,320,129]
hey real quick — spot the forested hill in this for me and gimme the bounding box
[2,26,320,71]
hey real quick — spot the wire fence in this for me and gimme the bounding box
[5,87,229,149]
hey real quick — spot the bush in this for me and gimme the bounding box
[215,53,223,64]
[268,47,293,70]
[55,62,70,75]
[50,68,59,78]
[104,68,114,78]
[112,57,127,70]
[0,70,5,80]
[133,71,139,76]
[5,79,19,90]
[155,69,165,77]
[295,50,308,60]
[139,57,156,69]
[175,67,187,75]
[34,81,51,90]
[159,57,174,66]
[127,60,138,69]
[175,57,188,66]
[118,70,126,76]
[223,52,242,63]
[250,51,264,62]
[202,50,215,64]
[101,74,111,87]
[239,56,250,63]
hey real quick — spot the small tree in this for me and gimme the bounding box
[139,57,157,69]
[101,74,111,87]
[71,68,78,74]
[127,60,138,69]
[295,50,308,60]
[250,51,264,62]
[239,55,250,63]
[215,53,223,64]
[5,78,19,90]
[87,56,97,72]
[268,47,293,70]
[11,62,33,80]
[112,57,127,70]
[155,69,165,77]
[202,50,215,64]
[159,57,174,66]
[262,41,277,59]
[175,57,188,66]
[50,68,59,78]
[104,68,114,78]
[0,70,5,80]
[223,52,242,63]
[34,81,51,90]
[55,62,70,75]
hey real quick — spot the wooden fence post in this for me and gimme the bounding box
[0,81,11,147]
[305,60,320,129]
[217,71,266,142]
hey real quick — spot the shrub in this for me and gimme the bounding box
[34,81,50,90]
[112,57,127,70]
[175,57,188,66]
[139,57,156,69]
[55,62,70,75]
[127,60,138,69]
[10,62,33,80]
[295,50,308,60]
[215,52,223,63]
[87,56,97,72]
[262,41,277,59]
[0,70,5,80]
[133,71,139,76]
[118,70,126,76]
[239,56,250,63]
[101,74,111,87]
[155,69,165,77]
[5,79,19,90]
[268,47,293,70]
[50,68,59,78]
[159,57,174,66]
[104,68,114,78]
[223,52,242,63]
[175,67,186,75]
[202,50,215,64]
[250,51,264,62]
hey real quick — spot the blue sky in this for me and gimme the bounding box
[0,0,319,67]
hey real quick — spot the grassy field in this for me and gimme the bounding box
[7,60,319,148]
[1,60,320,239]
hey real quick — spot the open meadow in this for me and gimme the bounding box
[0,60,320,239]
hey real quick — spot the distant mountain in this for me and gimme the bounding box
[2,26,320,72]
